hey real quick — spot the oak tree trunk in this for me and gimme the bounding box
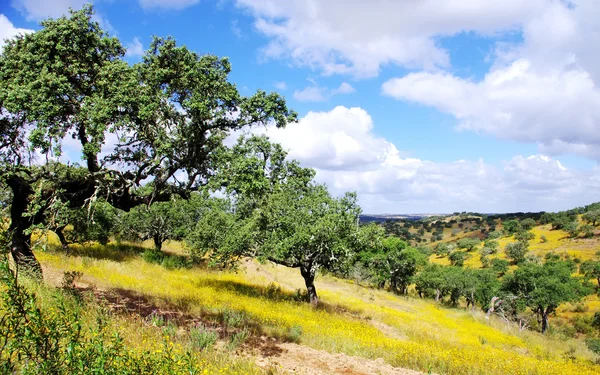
[6,174,42,278]
[300,264,318,306]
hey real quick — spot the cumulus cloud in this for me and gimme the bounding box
[0,14,33,50]
[236,106,600,213]
[293,82,355,102]
[382,0,600,161]
[235,0,547,78]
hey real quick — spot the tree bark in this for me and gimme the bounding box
[55,225,68,248]
[541,312,549,333]
[6,174,42,277]
[153,235,163,251]
[300,263,318,306]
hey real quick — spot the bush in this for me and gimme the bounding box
[586,338,600,355]
[189,325,218,350]
[491,258,509,275]
[142,249,192,269]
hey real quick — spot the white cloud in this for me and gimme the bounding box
[0,14,33,50]
[139,0,199,10]
[125,37,144,58]
[235,0,548,78]
[293,82,355,102]
[273,81,287,90]
[382,0,600,161]
[231,19,242,38]
[11,0,115,35]
[11,0,88,20]
[235,106,600,213]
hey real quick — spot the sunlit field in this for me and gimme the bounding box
[34,232,600,375]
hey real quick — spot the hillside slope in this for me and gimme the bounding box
[34,237,600,375]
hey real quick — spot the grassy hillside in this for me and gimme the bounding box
[28,234,600,375]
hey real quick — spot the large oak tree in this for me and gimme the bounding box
[0,6,296,274]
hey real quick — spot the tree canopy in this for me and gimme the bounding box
[0,6,296,273]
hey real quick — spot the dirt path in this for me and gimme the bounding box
[255,342,425,375]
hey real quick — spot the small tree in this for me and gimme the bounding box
[434,242,453,257]
[520,218,537,230]
[491,258,509,276]
[502,220,521,234]
[564,221,580,238]
[449,251,469,267]
[504,241,529,264]
[514,230,534,242]
[119,198,194,251]
[456,237,480,252]
[580,260,600,293]
[582,210,600,226]
[502,261,592,333]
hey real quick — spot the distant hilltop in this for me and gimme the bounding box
[359,214,447,223]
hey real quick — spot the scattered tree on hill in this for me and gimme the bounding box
[0,6,297,274]
[580,260,600,293]
[504,241,529,264]
[491,258,509,276]
[118,195,205,251]
[502,261,591,333]
[520,218,537,230]
[487,230,502,240]
[564,222,580,238]
[456,237,480,252]
[582,210,600,226]
[580,224,594,238]
[514,230,535,242]
[434,242,453,257]
[449,251,469,267]
[481,239,499,255]
[502,220,521,235]
[188,136,361,306]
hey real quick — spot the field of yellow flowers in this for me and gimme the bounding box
[32,232,599,375]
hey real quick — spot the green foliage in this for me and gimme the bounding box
[486,230,503,239]
[502,261,592,333]
[189,326,218,350]
[514,230,535,242]
[504,241,529,264]
[491,258,509,275]
[456,237,480,252]
[141,249,192,269]
[434,242,453,256]
[502,220,521,234]
[592,311,600,330]
[520,218,537,230]
[448,251,469,267]
[582,210,600,226]
[580,224,594,238]
[580,260,600,293]
[118,196,205,251]
[585,338,600,356]
[0,5,297,271]
[564,221,580,238]
[0,257,217,374]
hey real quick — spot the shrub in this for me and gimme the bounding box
[189,325,218,350]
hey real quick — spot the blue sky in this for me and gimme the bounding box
[2,0,600,213]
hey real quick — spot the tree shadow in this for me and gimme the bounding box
[193,278,360,316]
[47,242,148,262]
